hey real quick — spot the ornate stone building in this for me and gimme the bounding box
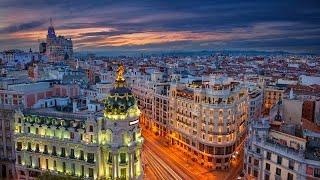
[168,76,248,170]
[14,65,143,179]
[45,19,73,62]
[132,72,249,170]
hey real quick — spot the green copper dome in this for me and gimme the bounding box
[103,65,140,120]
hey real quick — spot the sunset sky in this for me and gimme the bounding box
[1,0,320,54]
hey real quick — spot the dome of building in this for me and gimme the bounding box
[104,64,140,120]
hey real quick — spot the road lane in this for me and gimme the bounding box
[144,145,183,180]
[143,136,197,180]
[142,129,243,180]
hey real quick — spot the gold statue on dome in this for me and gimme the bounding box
[116,64,125,81]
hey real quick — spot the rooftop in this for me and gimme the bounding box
[24,107,96,121]
[305,140,320,161]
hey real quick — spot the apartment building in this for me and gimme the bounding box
[244,119,320,180]
[131,70,170,137]
[168,75,248,169]
[248,85,263,120]
[263,85,286,114]
[0,80,80,108]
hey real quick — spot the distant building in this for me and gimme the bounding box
[0,50,40,69]
[28,63,39,81]
[299,75,320,86]
[39,42,46,54]
[0,80,80,108]
[46,19,73,62]
[285,85,320,126]
[263,85,286,115]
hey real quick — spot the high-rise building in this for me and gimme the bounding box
[14,65,143,179]
[45,19,73,62]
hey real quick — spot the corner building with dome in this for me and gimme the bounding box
[14,65,144,179]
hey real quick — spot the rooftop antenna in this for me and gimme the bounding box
[50,17,53,27]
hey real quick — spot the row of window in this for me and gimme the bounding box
[247,164,293,180]
[266,151,295,170]
[17,156,94,178]
[16,142,95,163]
[16,126,95,143]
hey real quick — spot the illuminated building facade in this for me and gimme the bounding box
[168,76,248,170]
[131,71,170,137]
[14,65,143,179]
[263,85,285,115]
[132,72,249,170]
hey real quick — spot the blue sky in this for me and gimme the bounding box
[0,0,320,54]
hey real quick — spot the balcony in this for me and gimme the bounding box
[253,138,303,160]
[87,159,95,164]
[79,156,84,160]
[107,159,112,164]
[119,160,128,165]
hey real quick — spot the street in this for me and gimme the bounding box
[142,129,243,180]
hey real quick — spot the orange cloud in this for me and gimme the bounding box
[4,22,287,49]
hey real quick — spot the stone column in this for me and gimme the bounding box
[112,153,116,179]
[133,153,136,179]
[115,153,119,178]
[128,152,132,179]
[97,147,103,177]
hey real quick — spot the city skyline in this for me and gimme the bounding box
[0,1,320,180]
[1,0,320,55]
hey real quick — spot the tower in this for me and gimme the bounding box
[45,18,73,62]
[97,64,144,179]
[47,18,56,39]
